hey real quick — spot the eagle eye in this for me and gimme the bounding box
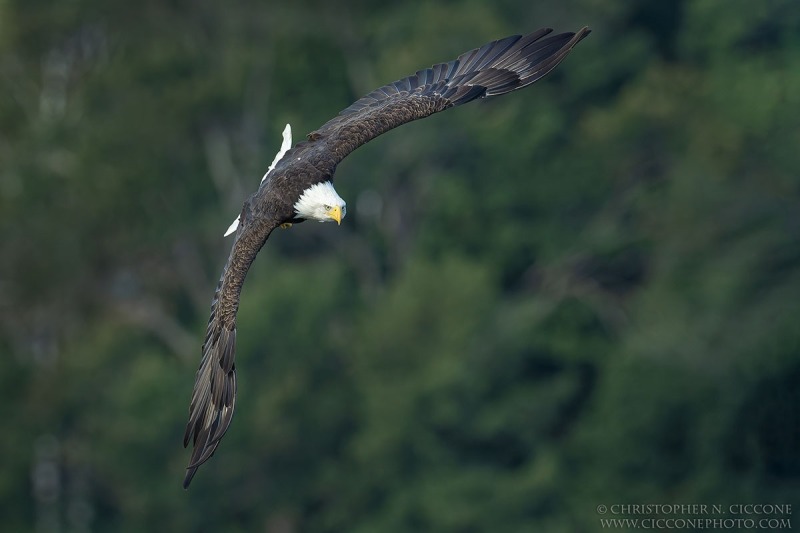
[323,204,331,210]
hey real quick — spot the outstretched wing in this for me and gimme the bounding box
[183,213,277,488]
[311,27,590,164]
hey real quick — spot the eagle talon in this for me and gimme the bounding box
[280,223,293,229]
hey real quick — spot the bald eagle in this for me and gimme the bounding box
[183,26,590,488]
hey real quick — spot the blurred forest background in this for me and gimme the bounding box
[2,0,800,531]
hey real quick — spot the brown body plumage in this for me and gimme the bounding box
[183,26,591,488]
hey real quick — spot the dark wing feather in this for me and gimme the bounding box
[314,27,590,164]
[183,213,277,488]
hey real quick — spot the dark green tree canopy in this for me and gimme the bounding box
[2,1,799,531]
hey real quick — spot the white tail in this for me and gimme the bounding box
[224,123,293,236]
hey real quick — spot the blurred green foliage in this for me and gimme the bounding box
[2,0,799,531]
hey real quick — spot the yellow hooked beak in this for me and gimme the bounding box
[328,205,342,225]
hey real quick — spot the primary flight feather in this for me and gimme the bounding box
[183,26,591,488]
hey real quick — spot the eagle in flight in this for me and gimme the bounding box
[183,26,591,487]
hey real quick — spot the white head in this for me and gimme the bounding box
[294,181,347,224]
